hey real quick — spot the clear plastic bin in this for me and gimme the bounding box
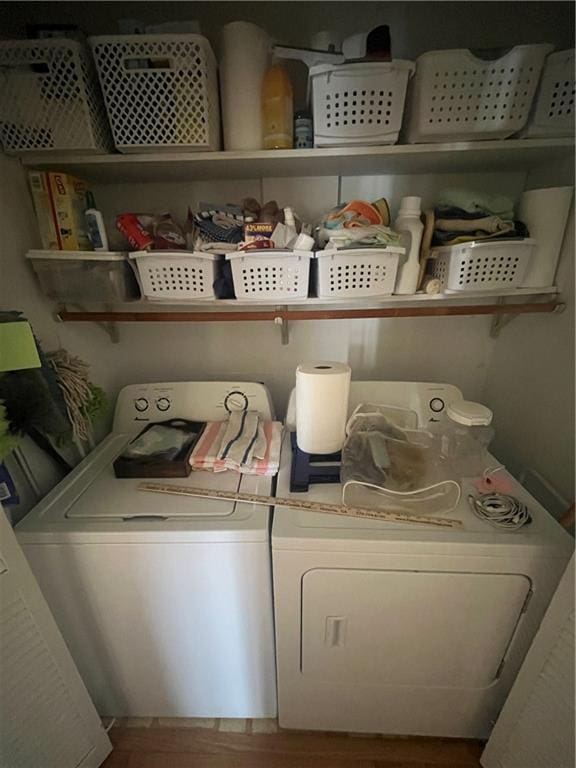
[27,250,139,302]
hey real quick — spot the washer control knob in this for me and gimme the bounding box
[430,397,445,413]
[156,397,171,412]
[224,391,249,413]
[134,397,149,412]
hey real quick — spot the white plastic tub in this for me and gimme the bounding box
[27,250,139,302]
[90,34,220,152]
[429,240,535,292]
[0,39,110,154]
[403,44,552,143]
[522,49,575,138]
[315,247,404,298]
[226,250,313,301]
[130,251,219,301]
[310,60,414,146]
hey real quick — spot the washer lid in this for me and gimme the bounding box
[66,462,240,520]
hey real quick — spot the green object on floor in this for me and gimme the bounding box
[0,321,41,372]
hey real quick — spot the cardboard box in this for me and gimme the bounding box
[47,172,91,251]
[28,171,59,250]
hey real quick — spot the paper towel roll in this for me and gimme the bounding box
[519,187,573,288]
[296,362,351,454]
[220,22,271,150]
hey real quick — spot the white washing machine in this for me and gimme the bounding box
[272,381,573,737]
[17,381,277,718]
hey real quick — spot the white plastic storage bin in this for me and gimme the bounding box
[310,60,414,146]
[27,251,139,302]
[226,250,313,301]
[522,49,575,138]
[429,240,535,293]
[90,35,220,152]
[130,251,219,301]
[0,39,110,154]
[315,247,404,298]
[403,44,553,143]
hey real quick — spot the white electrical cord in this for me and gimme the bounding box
[468,492,531,531]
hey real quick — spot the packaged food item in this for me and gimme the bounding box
[28,171,59,250]
[153,212,186,250]
[244,221,275,244]
[47,172,91,250]
[116,213,154,251]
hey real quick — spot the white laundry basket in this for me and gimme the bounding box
[429,240,535,293]
[0,39,110,154]
[522,49,575,138]
[310,60,414,146]
[130,251,219,301]
[226,250,313,301]
[90,35,220,152]
[403,44,553,143]
[315,247,404,298]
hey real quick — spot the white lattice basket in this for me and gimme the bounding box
[226,250,313,301]
[310,61,414,147]
[0,39,111,154]
[403,44,553,143]
[130,251,219,301]
[90,34,220,152]
[315,247,404,298]
[522,49,575,138]
[429,240,535,293]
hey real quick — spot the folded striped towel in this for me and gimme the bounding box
[190,413,283,476]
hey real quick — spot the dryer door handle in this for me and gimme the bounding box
[325,616,348,647]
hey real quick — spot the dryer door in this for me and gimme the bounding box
[301,569,530,689]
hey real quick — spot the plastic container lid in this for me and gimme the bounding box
[447,400,493,427]
[398,196,422,214]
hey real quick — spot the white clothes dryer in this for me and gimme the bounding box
[272,381,573,737]
[17,381,277,718]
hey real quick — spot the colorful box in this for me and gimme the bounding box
[28,171,59,250]
[47,172,91,251]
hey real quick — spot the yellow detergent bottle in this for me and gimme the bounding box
[262,63,293,149]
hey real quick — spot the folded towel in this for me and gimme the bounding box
[190,415,283,476]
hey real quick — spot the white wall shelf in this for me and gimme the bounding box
[21,138,574,183]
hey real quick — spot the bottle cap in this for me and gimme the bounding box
[399,196,421,214]
[447,400,493,427]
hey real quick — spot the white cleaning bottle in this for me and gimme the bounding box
[394,196,424,295]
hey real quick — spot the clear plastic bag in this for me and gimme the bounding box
[341,410,461,515]
[123,425,195,460]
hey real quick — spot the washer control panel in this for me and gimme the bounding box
[115,382,274,433]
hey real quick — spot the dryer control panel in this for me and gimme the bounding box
[113,382,274,433]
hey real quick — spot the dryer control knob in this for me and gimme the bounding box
[430,397,445,413]
[134,397,149,412]
[156,397,171,412]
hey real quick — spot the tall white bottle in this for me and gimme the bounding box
[394,196,424,295]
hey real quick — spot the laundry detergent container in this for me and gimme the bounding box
[403,44,553,143]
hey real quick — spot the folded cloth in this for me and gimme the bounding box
[435,215,514,234]
[190,415,283,476]
[437,190,515,220]
[432,205,529,246]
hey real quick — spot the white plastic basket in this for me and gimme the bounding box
[27,250,139,302]
[0,39,111,154]
[130,251,219,301]
[403,44,553,143]
[226,250,313,301]
[90,34,220,152]
[522,49,575,138]
[310,60,414,146]
[315,247,404,298]
[429,240,535,293]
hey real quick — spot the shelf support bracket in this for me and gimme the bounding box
[55,306,120,343]
[274,313,289,345]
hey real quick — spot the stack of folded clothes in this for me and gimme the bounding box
[190,411,283,476]
[432,189,529,247]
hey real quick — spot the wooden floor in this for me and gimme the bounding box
[101,719,484,768]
